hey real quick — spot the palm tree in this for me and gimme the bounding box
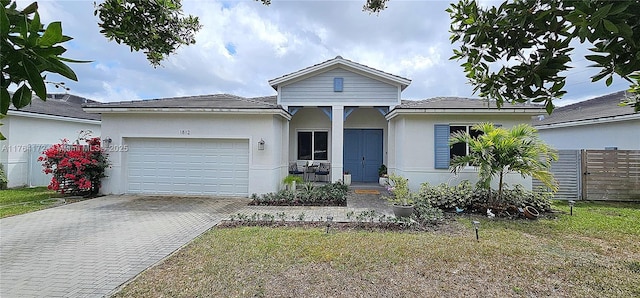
[449,123,558,204]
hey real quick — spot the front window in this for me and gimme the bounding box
[297,131,328,161]
[450,125,482,159]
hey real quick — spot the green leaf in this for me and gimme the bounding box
[591,70,610,82]
[606,76,613,86]
[32,46,67,57]
[0,4,9,37]
[57,57,92,63]
[0,88,10,115]
[22,57,46,99]
[29,11,40,35]
[464,17,475,25]
[585,55,609,65]
[602,20,618,34]
[38,21,63,47]
[545,101,554,115]
[551,80,566,93]
[608,2,629,15]
[534,74,542,87]
[19,11,28,39]
[483,55,496,62]
[21,2,38,14]
[43,57,78,81]
[12,85,33,109]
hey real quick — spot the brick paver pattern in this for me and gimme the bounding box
[0,195,248,297]
[0,187,392,297]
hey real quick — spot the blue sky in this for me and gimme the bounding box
[30,0,629,106]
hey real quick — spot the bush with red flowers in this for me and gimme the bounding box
[39,135,109,196]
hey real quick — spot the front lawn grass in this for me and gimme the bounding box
[114,201,640,297]
[0,187,61,218]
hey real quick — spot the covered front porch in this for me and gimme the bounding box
[286,106,390,183]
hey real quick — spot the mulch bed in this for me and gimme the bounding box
[216,215,465,233]
[247,200,346,207]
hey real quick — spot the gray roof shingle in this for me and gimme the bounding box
[534,90,635,125]
[83,94,280,109]
[396,97,543,110]
[9,94,101,121]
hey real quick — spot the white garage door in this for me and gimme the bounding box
[126,138,249,196]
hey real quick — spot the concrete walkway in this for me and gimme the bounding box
[0,187,390,297]
[0,195,248,297]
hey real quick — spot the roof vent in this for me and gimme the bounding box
[335,55,343,59]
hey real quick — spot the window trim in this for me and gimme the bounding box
[449,125,481,159]
[296,130,329,161]
[434,123,498,169]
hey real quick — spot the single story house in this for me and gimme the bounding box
[534,90,640,150]
[1,94,101,188]
[85,56,544,196]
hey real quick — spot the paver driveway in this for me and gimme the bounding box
[0,195,249,297]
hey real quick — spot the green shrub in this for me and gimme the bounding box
[383,174,415,205]
[418,180,479,210]
[418,181,552,214]
[412,199,444,225]
[249,182,347,206]
[0,163,7,189]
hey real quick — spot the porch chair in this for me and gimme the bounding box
[288,162,304,177]
[315,162,330,182]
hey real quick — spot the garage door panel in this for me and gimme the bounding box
[126,138,249,196]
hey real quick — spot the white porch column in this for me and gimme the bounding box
[330,105,344,182]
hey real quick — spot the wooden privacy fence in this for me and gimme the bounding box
[583,150,640,201]
[535,149,640,201]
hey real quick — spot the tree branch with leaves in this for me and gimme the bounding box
[0,1,83,139]
[94,0,202,67]
[447,0,640,113]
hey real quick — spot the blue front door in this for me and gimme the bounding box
[344,129,383,182]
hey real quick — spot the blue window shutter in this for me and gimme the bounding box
[434,124,450,169]
[334,78,343,92]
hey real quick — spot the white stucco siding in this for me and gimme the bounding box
[389,114,535,191]
[279,68,400,106]
[0,115,101,188]
[100,113,286,196]
[537,119,640,150]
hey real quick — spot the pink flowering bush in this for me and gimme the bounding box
[39,137,109,196]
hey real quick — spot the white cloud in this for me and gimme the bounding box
[25,0,628,105]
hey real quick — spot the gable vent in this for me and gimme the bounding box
[334,77,343,92]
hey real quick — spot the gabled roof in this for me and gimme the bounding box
[268,56,411,90]
[9,94,101,121]
[83,94,279,109]
[83,94,289,119]
[534,90,637,126]
[396,97,541,109]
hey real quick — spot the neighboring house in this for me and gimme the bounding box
[84,56,544,196]
[0,94,101,188]
[534,90,640,150]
